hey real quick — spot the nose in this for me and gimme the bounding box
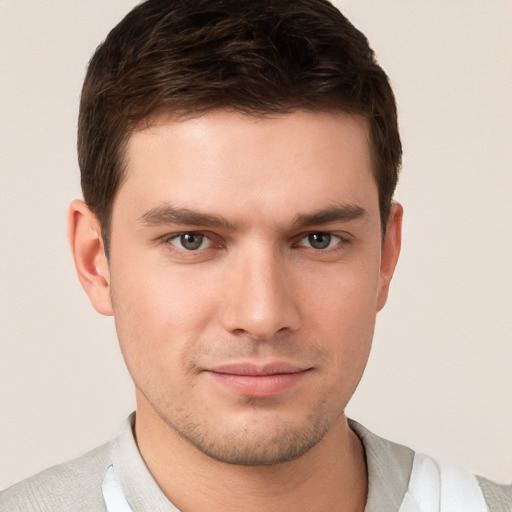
[220,247,301,340]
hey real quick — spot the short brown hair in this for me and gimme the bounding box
[78,0,401,253]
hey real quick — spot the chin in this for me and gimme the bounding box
[166,409,336,466]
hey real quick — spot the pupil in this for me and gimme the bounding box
[181,233,203,250]
[309,233,331,249]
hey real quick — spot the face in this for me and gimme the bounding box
[89,111,400,465]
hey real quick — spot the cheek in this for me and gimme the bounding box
[109,259,222,379]
[301,257,380,371]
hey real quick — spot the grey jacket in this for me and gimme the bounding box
[1,414,510,511]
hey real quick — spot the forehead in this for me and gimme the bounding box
[116,110,378,226]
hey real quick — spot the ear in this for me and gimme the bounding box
[68,199,113,316]
[376,202,403,312]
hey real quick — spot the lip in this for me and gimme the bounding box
[204,362,311,397]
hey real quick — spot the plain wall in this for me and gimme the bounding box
[0,0,511,490]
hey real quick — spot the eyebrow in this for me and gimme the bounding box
[292,204,368,228]
[137,202,367,231]
[137,205,237,230]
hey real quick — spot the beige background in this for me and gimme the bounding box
[1,0,511,490]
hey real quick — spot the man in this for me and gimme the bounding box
[1,0,510,510]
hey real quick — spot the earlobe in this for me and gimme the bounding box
[376,202,403,312]
[68,199,113,316]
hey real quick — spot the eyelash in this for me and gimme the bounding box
[293,232,346,251]
[162,231,352,254]
[164,232,219,252]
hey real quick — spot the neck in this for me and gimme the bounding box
[135,400,367,512]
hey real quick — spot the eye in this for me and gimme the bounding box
[168,232,211,251]
[297,232,342,250]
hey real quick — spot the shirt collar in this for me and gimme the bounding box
[107,414,414,512]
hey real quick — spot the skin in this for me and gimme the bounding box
[69,110,402,511]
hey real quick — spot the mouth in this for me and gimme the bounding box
[204,362,312,397]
